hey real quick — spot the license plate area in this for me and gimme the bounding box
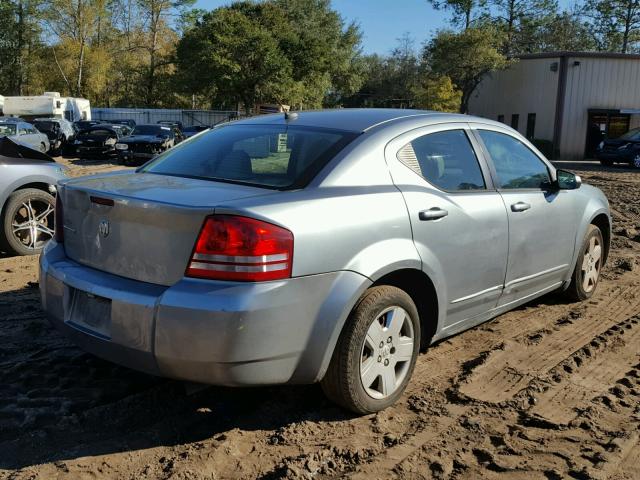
[67,289,112,339]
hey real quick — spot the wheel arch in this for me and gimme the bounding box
[590,213,610,264]
[371,268,439,350]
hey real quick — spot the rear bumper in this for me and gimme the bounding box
[40,242,368,386]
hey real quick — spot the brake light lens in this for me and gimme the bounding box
[186,215,293,282]
[54,194,64,243]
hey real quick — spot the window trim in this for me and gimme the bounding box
[389,123,496,194]
[470,126,555,192]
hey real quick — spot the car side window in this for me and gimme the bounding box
[478,130,551,189]
[397,129,486,191]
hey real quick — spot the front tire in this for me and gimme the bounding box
[1,189,56,256]
[321,286,421,414]
[565,224,604,301]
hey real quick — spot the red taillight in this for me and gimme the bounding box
[54,194,64,243]
[186,215,293,282]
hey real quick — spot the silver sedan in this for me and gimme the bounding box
[40,109,610,413]
[0,120,50,153]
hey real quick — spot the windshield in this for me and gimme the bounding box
[140,124,358,189]
[111,125,130,136]
[34,121,57,132]
[132,125,168,136]
[618,128,640,141]
[0,124,17,136]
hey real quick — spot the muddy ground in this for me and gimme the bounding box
[1,158,639,479]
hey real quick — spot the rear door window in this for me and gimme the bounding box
[397,129,486,191]
[141,125,357,189]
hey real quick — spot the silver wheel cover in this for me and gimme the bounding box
[360,306,415,399]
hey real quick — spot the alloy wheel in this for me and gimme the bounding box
[360,306,415,399]
[634,155,640,168]
[581,235,602,293]
[11,198,55,251]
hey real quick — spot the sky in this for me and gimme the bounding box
[194,0,451,55]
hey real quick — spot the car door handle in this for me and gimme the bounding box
[511,202,531,212]
[419,207,449,221]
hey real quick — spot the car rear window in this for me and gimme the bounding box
[140,124,358,189]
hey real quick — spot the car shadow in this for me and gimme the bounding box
[0,285,353,470]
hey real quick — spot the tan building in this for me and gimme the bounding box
[469,52,640,160]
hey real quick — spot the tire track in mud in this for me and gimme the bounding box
[529,315,640,424]
[458,283,640,403]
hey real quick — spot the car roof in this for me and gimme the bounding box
[230,108,499,133]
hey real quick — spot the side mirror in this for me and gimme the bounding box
[556,169,581,190]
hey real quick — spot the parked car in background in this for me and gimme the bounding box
[74,124,132,158]
[115,124,176,165]
[0,137,66,255]
[0,119,49,153]
[33,117,76,155]
[41,110,611,414]
[105,119,136,129]
[183,125,210,139]
[596,128,640,167]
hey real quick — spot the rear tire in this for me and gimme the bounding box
[565,224,604,301]
[321,286,421,414]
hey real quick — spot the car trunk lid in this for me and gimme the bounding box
[60,172,275,286]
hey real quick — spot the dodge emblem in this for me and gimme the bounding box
[98,220,110,238]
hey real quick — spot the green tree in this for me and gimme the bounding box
[524,11,597,52]
[412,75,461,112]
[175,0,363,111]
[136,0,195,106]
[426,0,486,29]
[487,0,557,53]
[0,0,43,95]
[425,27,511,113]
[176,4,292,113]
[584,0,640,53]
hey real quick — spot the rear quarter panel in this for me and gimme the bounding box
[0,163,64,211]
[213,133,423,381]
